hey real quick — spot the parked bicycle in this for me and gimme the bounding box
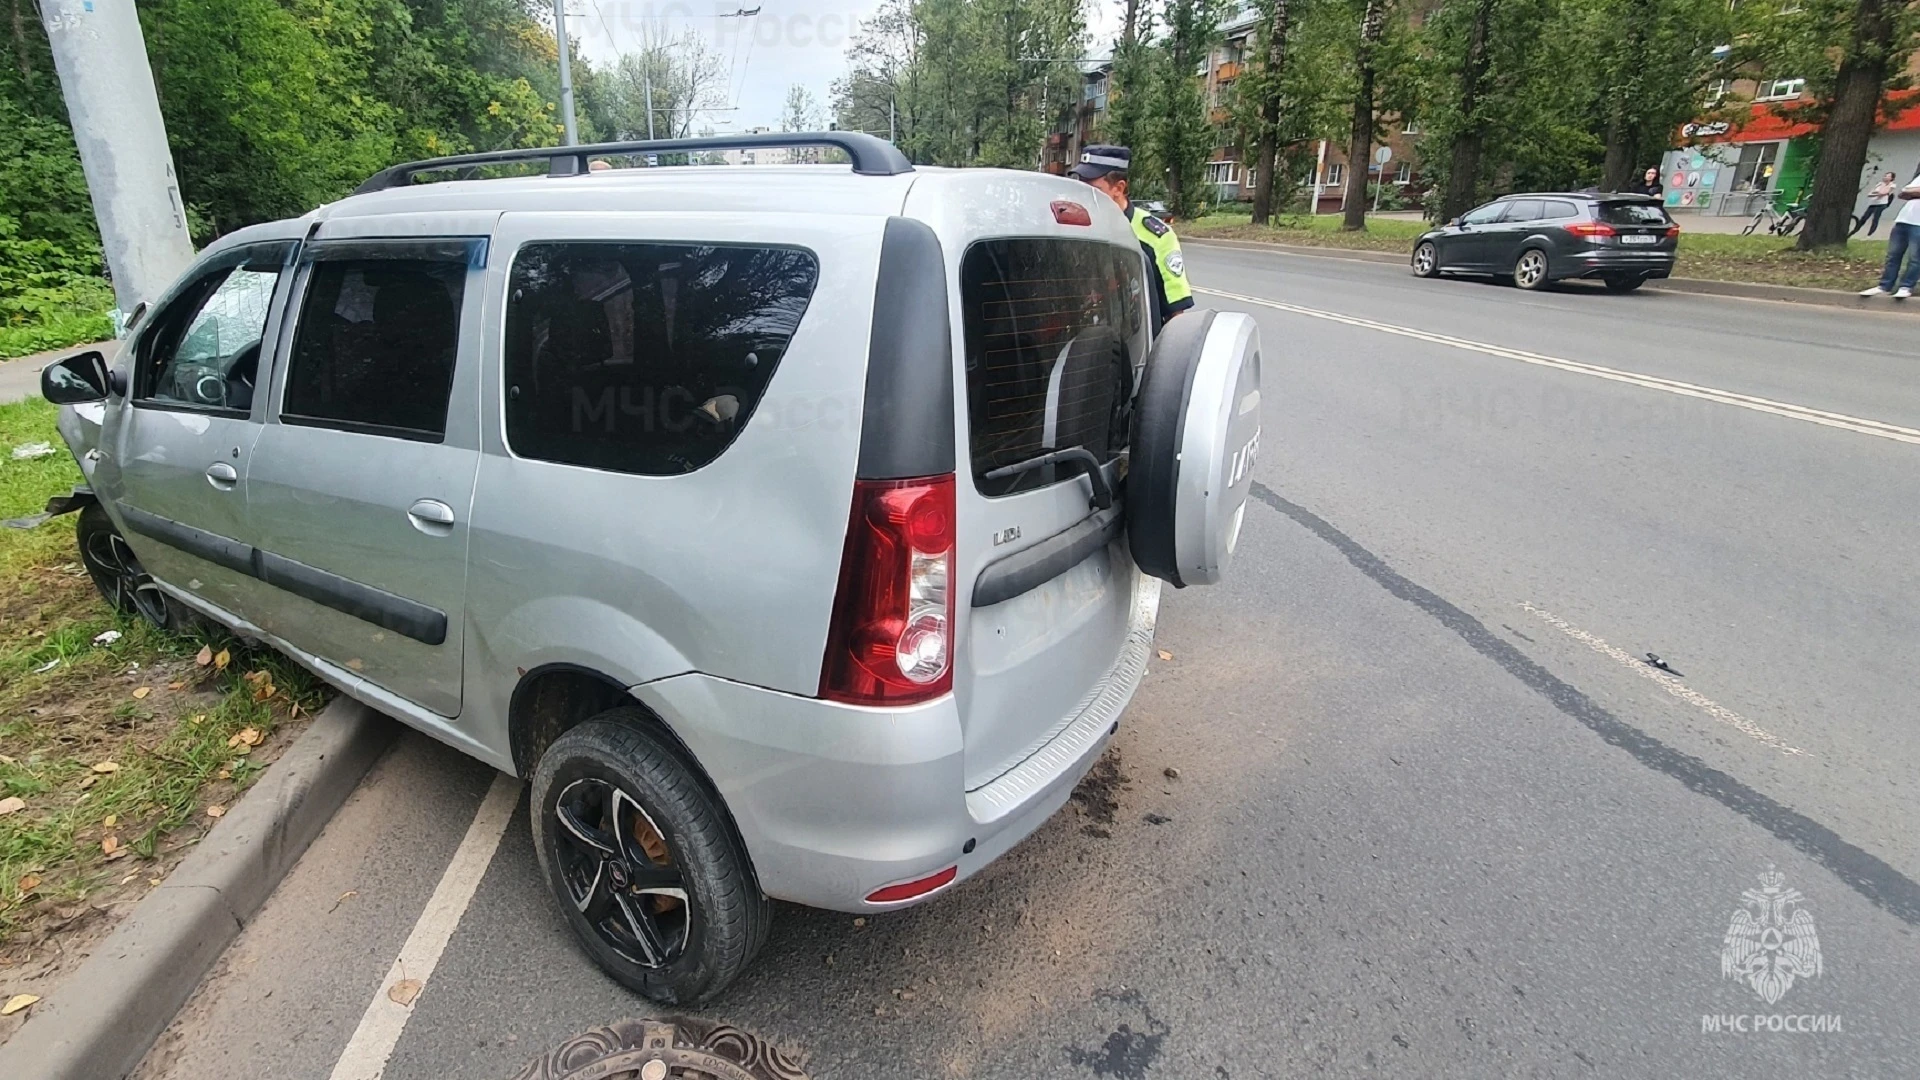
[1742,191,1810,236]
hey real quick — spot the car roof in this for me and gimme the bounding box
[313,164,925,224]
[1496,191,1658,202]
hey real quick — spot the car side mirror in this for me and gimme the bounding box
[1449,218,1463,228]
[41,350,115,405]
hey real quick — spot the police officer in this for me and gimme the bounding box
[1069,145,1194,326]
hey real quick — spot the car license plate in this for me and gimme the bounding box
[1621,234,1658,245]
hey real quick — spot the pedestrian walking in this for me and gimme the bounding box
[1859,165,1920,299]
[1851,171,1898,237]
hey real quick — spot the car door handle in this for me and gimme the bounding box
[205,462,238,490]
[407,499,456,533]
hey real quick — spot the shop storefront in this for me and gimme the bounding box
[1667,93,1920,221]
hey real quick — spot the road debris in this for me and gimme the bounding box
[93,629,122,646]
[10,441,55,460]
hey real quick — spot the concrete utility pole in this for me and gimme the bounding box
[40,0,195,313]
[555,0,579,145]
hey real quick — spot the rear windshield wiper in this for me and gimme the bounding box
[983,447,1114,510]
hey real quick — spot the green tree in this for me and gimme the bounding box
[1586,0,1732,192]
[1247,0,1297,223]
[1151,0,1222,217]
[1741,0,1920,248]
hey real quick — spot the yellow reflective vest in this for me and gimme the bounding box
[1127,204,1194,325]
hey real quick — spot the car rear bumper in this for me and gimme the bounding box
[632,572,1161,912]
[1559,249,1675,279]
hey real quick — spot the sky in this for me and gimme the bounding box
[564,0,1122,134]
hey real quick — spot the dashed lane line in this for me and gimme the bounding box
[1197,287,1920,446]
[1517,601,1807,757]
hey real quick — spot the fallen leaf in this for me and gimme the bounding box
[102,814,117,828]
[131,686,151,699]
[1156,649,1173,661]
[100,835,119,855]
[77,775,97,790]
[91,761,120,774]
[214,648,231,671]
[119,872,139,885]
[195,645,214,667]
[1,994,38,1016]
[105,848,129,861]
[189,713,206,725]
[252,679,276,702]
[168,681,186,690]
[205,804,226,819]
[216,768,231,780]
[17,874,40,892]
[0,754,13,764]
[388,978,423,1006]
[237,727,263,747]
[328,889,358,913]
[0,797,24,816]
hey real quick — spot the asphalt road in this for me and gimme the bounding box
[136,246,1920,1079]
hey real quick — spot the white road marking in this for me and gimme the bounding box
[1517,601,1807,757]
[328,772,520,1080]
[1197,287,1920,446]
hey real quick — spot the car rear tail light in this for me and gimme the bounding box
[1666,224,1682,238]
[820,474,956,706]
[1567,221,1616,238]
[1051,199,1092,226]
[865,865,958,904]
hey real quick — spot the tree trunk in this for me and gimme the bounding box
[1439,0,1492,224]
[1798,0,1896,249]
[1342,0,1387,230]
[1251,0,1292,226]
[1601,118,1634,192]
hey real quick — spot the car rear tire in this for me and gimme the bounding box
[1603,276,1645,293]
[1411,241,1440,278]
[76,504,184,631]
[531,710,769,1004]
[1513,248,1551,291]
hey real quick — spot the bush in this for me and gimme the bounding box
[0,215,115,360]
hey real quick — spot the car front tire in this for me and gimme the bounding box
[76,504,185,631]
[1411,241,1440,278]
[531,710,770,1004]
[1513,248,1551,291]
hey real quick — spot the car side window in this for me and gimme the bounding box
[1501,200,1544,223]
[137,259,282,413]
[503,241,820,476]
[1544,200,1581,220]
[1460,203,1505,226]
[282,257,467,441]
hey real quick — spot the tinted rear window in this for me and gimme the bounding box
[961,239,1148,497]
[284,259,466,440]
[1600,202,1670,226]
[504,242,818,476]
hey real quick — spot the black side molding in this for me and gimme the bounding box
[972,504,1125,608]
[116,505,448,646]
[857,217,955,480]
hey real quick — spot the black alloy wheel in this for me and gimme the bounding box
[552,775,691,969]
[76,505,176,629]
[531,711,769,1003]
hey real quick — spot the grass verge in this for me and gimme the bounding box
[1179,211,1893,292]
[0,399,329,962]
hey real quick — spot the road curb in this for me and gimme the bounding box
[1185,236,1920,315]
[0,699,395,1080]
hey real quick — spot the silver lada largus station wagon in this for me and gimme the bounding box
[41,132,1262,1002]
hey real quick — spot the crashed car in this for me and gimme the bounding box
[41,132,1262,1002]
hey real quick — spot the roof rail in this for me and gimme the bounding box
[352,131,914,194]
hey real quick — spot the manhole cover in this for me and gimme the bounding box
[511,1016,808,1080]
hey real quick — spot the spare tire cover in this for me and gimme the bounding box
[1127,309,1262,587]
